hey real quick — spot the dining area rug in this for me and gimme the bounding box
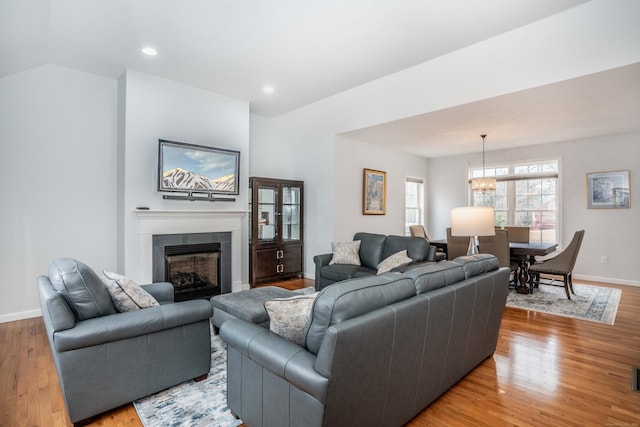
[133,330,243,427]
[506,282,621,325]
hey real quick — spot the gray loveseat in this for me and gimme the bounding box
[313,232,436,290]
[220,254,509,427]
[37,258,213,426]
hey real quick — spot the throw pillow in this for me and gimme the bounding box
[329,240,361,265]
[264,292,318,346]
[101,271,159,312]
[376,250,413,274]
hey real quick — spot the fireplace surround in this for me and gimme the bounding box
[132,210,246,293]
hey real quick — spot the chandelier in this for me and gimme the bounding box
[471,134,496,195]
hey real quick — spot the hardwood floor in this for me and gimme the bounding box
[1,278,638,426]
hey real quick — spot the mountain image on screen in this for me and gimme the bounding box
[162,168,236,192]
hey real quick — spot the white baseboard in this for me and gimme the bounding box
[0,309,42,324]
[574,274,640,287]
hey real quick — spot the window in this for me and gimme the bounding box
[469,160,559,243]
[405,177,424,236]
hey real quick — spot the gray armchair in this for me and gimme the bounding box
[37,258,213,426]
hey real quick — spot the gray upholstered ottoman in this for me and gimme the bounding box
[210,286,314,332]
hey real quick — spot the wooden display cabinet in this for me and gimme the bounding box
[249,177,304,287]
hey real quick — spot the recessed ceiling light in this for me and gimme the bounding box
[262,85,275,95]
[142,46,158,56]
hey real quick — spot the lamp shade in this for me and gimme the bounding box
[450,206,495,237]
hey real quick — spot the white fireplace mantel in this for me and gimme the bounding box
[133,210,247,291]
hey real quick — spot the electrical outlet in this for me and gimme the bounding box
[600,256,608,264]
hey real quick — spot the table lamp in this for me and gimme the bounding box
[450,206,495,255]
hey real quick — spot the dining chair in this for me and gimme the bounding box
[500,226,530,274]
[410,225,446,261]
[478,229,511,268]
[502,226,530,243]
[479,229,519,285]
[528,229,585,299]
[446,227,471,261]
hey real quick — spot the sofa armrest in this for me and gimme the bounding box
[313,253,333,286]
[426,245,436,262]
[141,282,175,303]
[53,299,212,352]
[220,319,329,403]
[314,253,332,269]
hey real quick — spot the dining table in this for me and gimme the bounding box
[509,241,558,293]
[429,239,558,294]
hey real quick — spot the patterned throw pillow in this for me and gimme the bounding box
[329,240,361,265]
[376,250,413,274]
[101,271,160,312]
[264,292,319,345]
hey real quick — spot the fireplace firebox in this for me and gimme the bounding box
[165,243,220,301]
[152,232,232,300]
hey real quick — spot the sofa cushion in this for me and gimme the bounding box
[101,271,160,312]
[320,264,377,283]
[353,232,387,269]
[376,250,413,274]
[305,273,416,354]
[264,292,318,345]
[48,258,117,321]
[329,240,361,265]
[402,261,466,294]
[382,235,431,263]
[453,254,499,279]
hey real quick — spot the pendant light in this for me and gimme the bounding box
[471,134,496,195]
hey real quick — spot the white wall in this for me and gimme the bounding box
[428,133,640,285]
[249,116,335,277]
[0,65,118,321]
[332,136,429,240]
[118,70,251,283]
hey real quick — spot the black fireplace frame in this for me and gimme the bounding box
[152,232,232,296]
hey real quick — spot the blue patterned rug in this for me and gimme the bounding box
[134,329,243,427]
[506,282,621,325]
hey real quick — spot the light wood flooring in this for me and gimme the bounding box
[1,278,639,426]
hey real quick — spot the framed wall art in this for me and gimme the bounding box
[587,170,630,209]
[363,168,386,215]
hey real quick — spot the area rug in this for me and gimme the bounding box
[506,282,621,325]
[134,330,243,427]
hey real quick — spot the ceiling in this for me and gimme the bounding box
[341,62,640,158]
[2,0,639,158]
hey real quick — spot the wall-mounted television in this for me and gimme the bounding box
[158,139,240,198]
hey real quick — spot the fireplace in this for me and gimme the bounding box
[152,232,232,300]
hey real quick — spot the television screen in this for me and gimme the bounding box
[158,139,240,196]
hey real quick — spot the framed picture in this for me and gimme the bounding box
[363,168,386,215]
[587,170,630,209]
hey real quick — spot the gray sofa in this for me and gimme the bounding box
[37,258,213,426]
[220,254,509,427]
[313,232,436,290]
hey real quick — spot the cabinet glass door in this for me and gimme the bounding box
[257,185,278,242]
[281,185,301,242]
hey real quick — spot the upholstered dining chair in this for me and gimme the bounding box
[446,227,471,261]
[478,229,510,268]
[409,225,446,261]
[528,229,585,299]
[501,226,530,243]
[479,229,518,284]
